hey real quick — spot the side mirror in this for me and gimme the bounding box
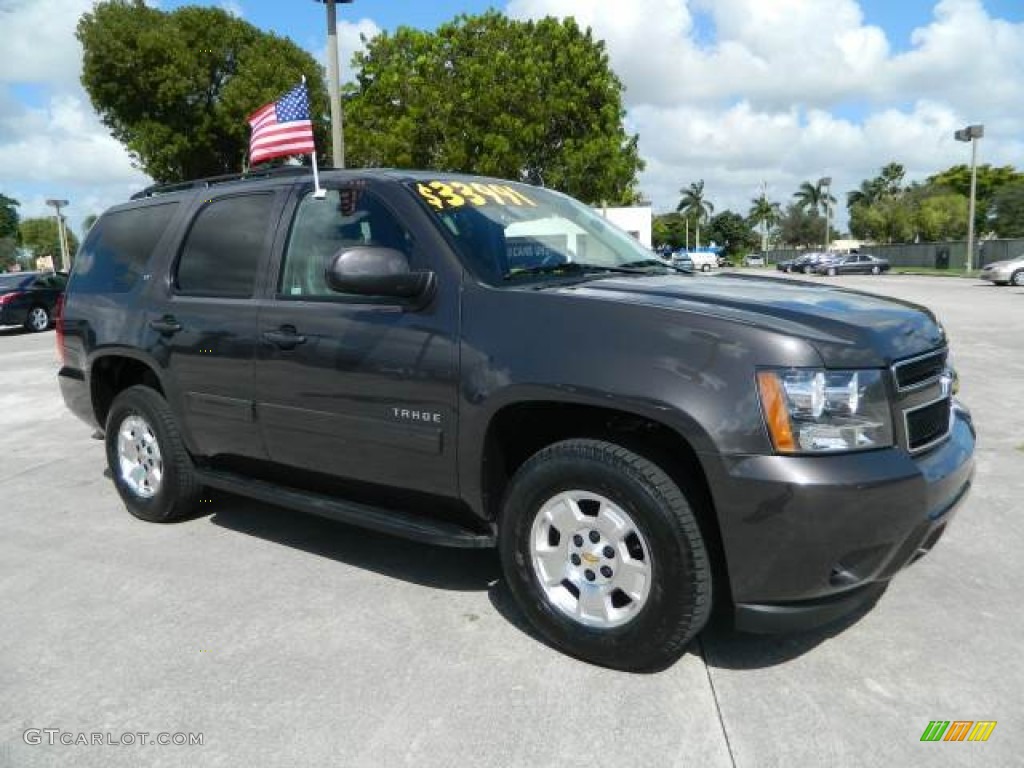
[326,247,435,303]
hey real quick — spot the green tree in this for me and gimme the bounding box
[652,212,691,251]
[793,180,836,216]
[705,211,758,258]
[926,164,1024,234]
[19,218,80,269]
[676,180,714,248]
[0,194,21,272]
[992,181,1024,238]
[748,193,782,252]
[345,12,643,205]
[778,203,836,247]
[78,0,329,182]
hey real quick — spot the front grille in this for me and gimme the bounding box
[905,397,952,453]
[892,349,947,391]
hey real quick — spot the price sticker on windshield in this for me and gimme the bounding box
[416,180,537,210]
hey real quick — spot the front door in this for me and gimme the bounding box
[254,184,460,498]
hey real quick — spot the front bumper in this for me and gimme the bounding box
[706,406,975,633]
[979,269,1010,282]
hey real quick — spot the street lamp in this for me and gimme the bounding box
[45,198,70,272]
[954,124,984,272]
[314,0,354,169]
[818,177,832,251]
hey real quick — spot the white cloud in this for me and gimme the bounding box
[0,0,93,86]
[318,18,382,83]
[219,0,243,18]
[507,0,1024,227]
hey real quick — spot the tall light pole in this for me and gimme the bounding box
[818,177,832,251]
[45,198,70,271]
[315,0,354,168]
[954,124,984,272]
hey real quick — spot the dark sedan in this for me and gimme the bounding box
[777,253,827,273]
[0,272,68,332]
[813,253,891,276]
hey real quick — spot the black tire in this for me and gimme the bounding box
[701,264,710,272]
[1012,270,1024,287]
[827,267,837,276]
[499,439,712,671]
[105,385,200,523]
[24,305,50,332]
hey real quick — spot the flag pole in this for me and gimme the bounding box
[304,76,326,199]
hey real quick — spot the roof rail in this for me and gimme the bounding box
[129,165,325,200]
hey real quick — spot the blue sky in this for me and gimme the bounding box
[2,0,1023,235]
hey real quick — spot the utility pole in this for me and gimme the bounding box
[818,177,832,251]
[955,124,984,272]
[45,198,70,271]
[315,0,354,168]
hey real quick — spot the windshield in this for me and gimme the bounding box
[408,178,668,284]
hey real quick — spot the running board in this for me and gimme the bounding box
[195,469,495,549]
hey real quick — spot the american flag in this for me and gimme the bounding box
[247,82,316,165]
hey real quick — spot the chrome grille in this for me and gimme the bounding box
[904,396,953,453]
[892,349,947,391]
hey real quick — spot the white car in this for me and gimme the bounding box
[979,255,1024,286]
[689,252,719,272]
[745,254,766,267]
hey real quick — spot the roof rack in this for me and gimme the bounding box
[130,165,327,200]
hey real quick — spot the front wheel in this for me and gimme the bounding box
[871,265,881,275]
[1012,270,1024,287]
[828,267,837,276]
[499,439,712,671]
[105,385,201,522]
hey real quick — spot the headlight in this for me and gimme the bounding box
[756,369,893,453]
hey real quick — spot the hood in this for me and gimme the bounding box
[562,273,946,367]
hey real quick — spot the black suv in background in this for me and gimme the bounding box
[58,168,975,671]
[0,271,68,332]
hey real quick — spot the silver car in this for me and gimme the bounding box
[980,255,1024,286]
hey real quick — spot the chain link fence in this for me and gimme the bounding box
[764,239,1024,270]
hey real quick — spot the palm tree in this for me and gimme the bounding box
[676,180,714,249]
[847,178,883,208]
[793,180,837,216]
[748,193,782,252]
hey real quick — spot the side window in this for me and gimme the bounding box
[176,194,275,298]
[70,203,178,295]
[279,188,413,298]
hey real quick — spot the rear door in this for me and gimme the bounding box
[253,182,460,497]
[145,190,285,460]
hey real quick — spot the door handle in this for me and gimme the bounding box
[262,326,307,350]
[149,316,182,335]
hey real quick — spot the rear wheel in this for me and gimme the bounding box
[499,439,712,671]
[105,385,200,522]
[827,267,837,276]
[871,265,881,275]
[701,264,710,272]
[25,305,50,332]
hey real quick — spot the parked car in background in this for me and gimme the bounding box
[0,271,68,332]
[669,251,694,270]
[814,253,891,276]
[979,254,1024,286]
[689,251,719,272]
[777,253,824,273]
[745,253,766,267]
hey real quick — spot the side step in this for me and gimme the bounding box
[195,469,496,549]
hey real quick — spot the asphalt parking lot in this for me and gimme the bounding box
[1,274,1022,767]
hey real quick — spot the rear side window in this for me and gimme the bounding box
[175,194,275,298]
[71,203,178,294]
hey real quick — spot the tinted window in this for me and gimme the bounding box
[0,274,33,290]
[72,204,178,294]
[279,188,412,298]
[176,194,275,297]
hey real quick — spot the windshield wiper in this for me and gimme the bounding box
[620,258,692,274]
[503,262,648,280]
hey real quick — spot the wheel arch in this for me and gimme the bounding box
[89,351,167,429]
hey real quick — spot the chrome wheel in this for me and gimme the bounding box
[1012,270,1024,287]
[27,306,49,331]
[116,414,163,499]
[529,490,653,629]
